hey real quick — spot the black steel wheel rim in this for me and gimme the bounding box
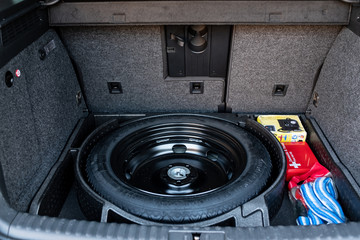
[109,123,247,196]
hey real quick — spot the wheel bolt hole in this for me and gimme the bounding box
[207,151,218,161]
[125,171,132,180]
[172,144,187,153]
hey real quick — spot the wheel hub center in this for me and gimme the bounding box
[167,166,190,180]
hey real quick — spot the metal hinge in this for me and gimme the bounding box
[313,91,320,108]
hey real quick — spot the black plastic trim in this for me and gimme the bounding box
[29,119,87,217]
[0,0,38,20]
[0,7,49,68]
[6,213,360,240]
[347,5,360,37]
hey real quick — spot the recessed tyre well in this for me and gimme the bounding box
[81,115,272,223]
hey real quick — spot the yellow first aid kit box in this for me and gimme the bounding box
[257,115,307,142]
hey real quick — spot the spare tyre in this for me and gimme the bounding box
[85,115,272,223]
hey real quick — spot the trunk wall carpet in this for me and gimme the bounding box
[0,29,84,211]
[310,27,360,186]
[60,26,224,113]
[228,25,341,113]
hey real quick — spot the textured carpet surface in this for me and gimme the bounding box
[0,29,84,211]
[228,25,341,113]
[60,26,224,113]
[310,27,360,186]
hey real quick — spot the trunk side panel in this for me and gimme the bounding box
[310,27,360,186]
[0,29,85,211]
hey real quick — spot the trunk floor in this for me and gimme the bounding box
[58,184,86,220]
[271,193,297,226]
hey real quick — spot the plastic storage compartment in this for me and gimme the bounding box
[27,113,360,227]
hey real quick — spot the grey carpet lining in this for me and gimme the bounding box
[310,27,360,185]
[0,60,40,210]
[0,29,84,211]
[1,25,358,212]
[60,26,224,113]
[228,25,342,113]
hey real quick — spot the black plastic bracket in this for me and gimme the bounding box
[99,200,267,227]
[272,84,288,96]
[190,82,204,94]
[169,230,225,240]
[218,103,232,113]
[165,25,231,78]
[348,5,360,37]
[107,82,123,94]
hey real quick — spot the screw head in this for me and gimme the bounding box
[39,49,46,60]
